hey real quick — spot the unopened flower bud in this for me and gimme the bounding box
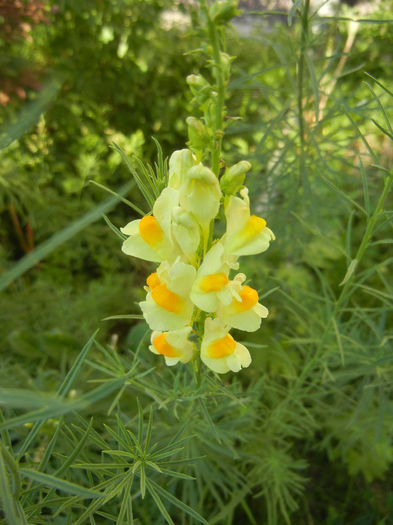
[179,164,222,235]
[168,149,195,189]
[209,0,240,25]
[186,74,210,91]
[186,74,211,103]
[186,117,210,152]
[219,52,233,79]
[220,160,251,194]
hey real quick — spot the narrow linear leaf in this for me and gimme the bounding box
[19,468,103,499]
[340,258,358,286]
[103,214,127,241]
[147,478,208,525]
[17,330,97,459]
[89,180,145,216]
[3,375,129,432]
[102,314,144,321]
[0,451,22,525]
[0,184,132,292]
[145,480,175,525]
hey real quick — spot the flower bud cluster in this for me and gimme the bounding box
[121,149,275,374]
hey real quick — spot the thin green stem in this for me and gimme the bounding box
[297,0,310,173]
[296,170,393,383]
[203,1,226,176]
[334,170,393,313]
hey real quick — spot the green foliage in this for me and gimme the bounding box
[1,0,393,524]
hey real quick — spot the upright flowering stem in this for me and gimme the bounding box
[202,0,226,177]
[119,0,275,376]
[297,0,310,181]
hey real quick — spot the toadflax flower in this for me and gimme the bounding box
[190,242,233,312]
[200,317,251,374]
[121,187,182,263]
[178,163,222,240]
[140,259,196,331]
[224,187,275,257]
[216,273,268,332]
[171,206,201,264]
[149,327,196,366]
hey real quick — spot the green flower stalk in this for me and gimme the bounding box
[120,0,275,374]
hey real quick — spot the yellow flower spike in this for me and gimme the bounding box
[217,277,269,332]
[201,318,251,374]
[121,187,182,263]
[190,243,233,313]
[149,327,196,366]
[224,188,275,257]
[140,259,196,331]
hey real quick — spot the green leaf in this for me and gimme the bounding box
[0,184,132,292]
[0,450,22,525]
[102,314,144,321]
[145,479,175,525]
[17,330,97,459]
[147,478,208,525]
[340,258,358,286]
[2,375,129,432]
[89,180,146,216]
[103,214,127,241]
[19,468,103,499]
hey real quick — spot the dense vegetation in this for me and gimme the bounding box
[1,1,392,523]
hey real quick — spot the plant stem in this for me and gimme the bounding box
[296,169,393,382]
[203,2,225,176]
[334,169,393,313]
[297,0,310,173]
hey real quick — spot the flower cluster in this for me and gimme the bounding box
[121,149,275,374]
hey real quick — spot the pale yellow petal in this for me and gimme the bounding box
[121,235,161,262]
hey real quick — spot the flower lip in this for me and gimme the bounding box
[153,333,180,358]
[233,285,259,312]
[208,334,236,358]
[151,283,184,314]
[146,272,161,289]
[199,272,229,293]
[139,216,164,247]
[238,215,266,246]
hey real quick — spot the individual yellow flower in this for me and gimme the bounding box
[168,149,196,189]
[200,317,251,374]
[224,187,275,256]
[216,273,268,332]
[121,187,181,263]
[190,242,233,312]
[171,206,201,264]
[179,163,222,239]
[140,259,196,331]
[149,327,196,366]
